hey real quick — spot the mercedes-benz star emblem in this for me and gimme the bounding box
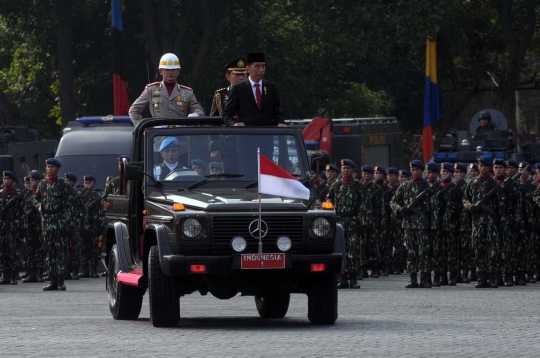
[249,219,268,238]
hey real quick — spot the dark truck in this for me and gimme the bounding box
[103,117,344,327]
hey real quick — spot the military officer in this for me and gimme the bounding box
[455,163,472,283]
[22,171,45,283]
[209,162,224,175]
[468,163,479,178]
[103,155,130,201]
[325,164,339,187]
[385,167,404,274]
[327,159,372,289]
[34,158,74,291]
[361,165,381,278]
[64,172,84,280]
[518,162,538,283]
[210,58,247,117]
[374,166,391,276]
[154,137,188,180]
[390,160,438,288]
[398,169,411,184]
[129,53,205,127]
[19,176,31,280]
[191,159,207,177]
[424,162,442,286]
[0,170,25,285]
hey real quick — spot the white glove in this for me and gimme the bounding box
[188,113,199,117]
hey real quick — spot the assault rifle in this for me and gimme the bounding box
[1,188,28,219]
[471,170,522,215]
[405,181,437,215]
[370,180,388,200]
[437,175,469,199]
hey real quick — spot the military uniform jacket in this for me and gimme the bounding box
[129,81,205,127]
[153,161,187,181]
[390,179,438,230]
[462,176,501,226]
[436,181,463,230]
[457,180,471,232]
[519,179,538,228]
[210,87,229,117]
[33,177,74,228]
[0,188,25,233]
[364,181,385,227]
[102,176,120,201]
[383,182,400,223]
[327,179,372,227]
[23,189,41,236]
[533,182,540,210]
[494,177,521,227]
[80,191,107,236]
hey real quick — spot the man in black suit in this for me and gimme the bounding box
[222,52,286,127]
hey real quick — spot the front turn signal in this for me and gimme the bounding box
[173,203,185,211]
[321,202,334,210]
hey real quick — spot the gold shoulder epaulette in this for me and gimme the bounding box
[180,84,193,90]
[146,82,160,87]
[214,88,226,93]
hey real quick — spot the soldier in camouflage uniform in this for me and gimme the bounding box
[34,158,74,291]
[22,171,45,283]
[455,163,472,283]
[518,162,537,283]
[424,162,442,287]
[533,165,540,281]
[361,165,382,278]
[463,156,501,288]
[325,164,339,188]
[385,168,403,274]
[390,160,438,288]
[393,169,411,273]
[79,175,107,278]
[374,166,391,276]
[102,155,130,202]
[64,172,84,280]
[0,171,25,285]
[327,159,372,289]
[18,176,32,280]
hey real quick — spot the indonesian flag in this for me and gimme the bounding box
[259,153,310,200]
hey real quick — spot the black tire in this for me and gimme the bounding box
[255,292,290,318]
[148,245,179,327]
[108,245,144,320]
[307,274,338,325]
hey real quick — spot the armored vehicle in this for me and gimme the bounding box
[103,117,344,327]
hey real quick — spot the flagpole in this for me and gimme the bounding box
[257,147,262,254]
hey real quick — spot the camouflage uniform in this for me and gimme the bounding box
[327,179,372,275]
[385,183,405,273]
[79,191,107,270]
[33,177,74,276]
[102,176,120,201]
[429,181,444,274]
[457,180,473,275]
[496,177,522,275]
[23,189,44,273]
[437,180,463,273]
[381,181,395,273]
[520,178,538,275]
[0,187,25,282]
[67,187,84,274]
[363,181,382,270]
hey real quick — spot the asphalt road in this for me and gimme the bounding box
[1,274,539,358]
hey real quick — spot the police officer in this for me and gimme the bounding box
[103,155,130,201]
[361,165,381,278]
[327,159,372,289]
[34,158,74,291]
[0,170,24,285]
[191,159,207,177]
[22,170,45,283]
[210,58,247,117]
[129,53,205,127]
[472,111,498,140]
[209,162,224,175]
[154,137,187,180]
[390,160,438,288]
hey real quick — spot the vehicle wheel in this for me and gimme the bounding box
[148,245,179,327]
[255,291,290,318]
[108,244,143,320]
[307,274,338,325]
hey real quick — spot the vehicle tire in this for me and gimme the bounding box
[255,291,290,318]
[148,245,179,327]
[307,274,338,325]
[108,244,143,320]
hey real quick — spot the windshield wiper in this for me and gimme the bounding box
[186,173,244,190]
[245,181,258,189]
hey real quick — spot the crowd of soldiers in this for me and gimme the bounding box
[0,158,107,291]
[322,157,540,289]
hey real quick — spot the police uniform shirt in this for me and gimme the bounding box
[129,81,205,127]
[210,87,229,117]
[153,161,187,181]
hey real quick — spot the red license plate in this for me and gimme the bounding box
[241,253,286,269]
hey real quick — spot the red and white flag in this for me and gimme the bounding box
[259,153,310,200]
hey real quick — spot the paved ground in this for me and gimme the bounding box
[1,274,539,358]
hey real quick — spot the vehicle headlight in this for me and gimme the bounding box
[182,218,202,238]
[277,236,292,252]
[231,237,247,252]
[310,217,331,237]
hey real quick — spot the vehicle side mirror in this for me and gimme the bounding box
[125,161,144,180]
[309,150,330,172]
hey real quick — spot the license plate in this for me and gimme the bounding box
[241,253,285,269]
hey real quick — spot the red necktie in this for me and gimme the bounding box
[254,83,262,109]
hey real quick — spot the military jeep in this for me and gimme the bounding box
[103,117,344,327]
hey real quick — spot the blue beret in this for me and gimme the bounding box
[191,159,206,169]
[46,158,62,168]
[341,159,357,171]
[319,170,327,180]
[387,167,398,175]
[453,162,467,172]
[426,161,441,172]
[159,137,181,151]
[477,156,493,167]
[83,175,96,182]
[409,160,425,171]
[361,164,374,173]
[441,162,455,173]
[3,170,17,182]
[493,158,506,168]
[469,163,478,171]
[374,166,387,175]
[24,176,30,183]
[519,162,532,172]
[30,170,43,180]
[118,154,130,162]
[325,164,338,172]
[505,159,519,168]
[64,172,77,182]
[209,162,223,170]
[399,169,411,177]
[535,163,540,169]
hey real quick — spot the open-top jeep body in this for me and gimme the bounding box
[103,118,344,327]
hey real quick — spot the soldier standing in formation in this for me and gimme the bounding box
[129,53,205,127]
[519,162,538,283]
[374,166,390,276]
[361,165,381,278]
[65,172,83,280]
[327,159,372,289]
[385,167,404,274]
[456,163,472,283]
[22,171,45,283]
[210,58,247,117]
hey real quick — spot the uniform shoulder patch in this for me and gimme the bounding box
[214,88,226,93]
[179,84,193,90]
[146,82,160,88]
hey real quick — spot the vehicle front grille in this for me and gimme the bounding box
[212,215,304,254]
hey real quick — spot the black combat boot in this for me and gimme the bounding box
[461,269,470,283]
[91,263,100,278]
[406,272,419,288]
[71,265,79,280]
[393,262,402,275]
[10,270,18,285]
[527,271,537,283]
[43,275,58,291]
[489,272,498,288]
[432,272,441,287]
[0,270,11,284]
[448,271,457,286]
[515,271,527,286]
[469,268,478,282]
[420,272,432,288]
[37,271,44,283]
[79,265,90,278]
[57,275,66,291]
[455,270,463,283]
[337,274,349,289]
[20,271,29,279]
[504,273,514,287]
[497,271,504,286]
[370,266,379,278]
[349,272,360,289]
[362,267,370,279]
[382,265,389,277]
[22,269,38,283]
[440,272,449,286]
[475,272,489,288]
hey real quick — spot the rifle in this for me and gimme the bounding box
[405,181,437,215]
[471,170,522,215]
[1,188,28,219]
[437,175,468,199]
[370,180,388,200]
